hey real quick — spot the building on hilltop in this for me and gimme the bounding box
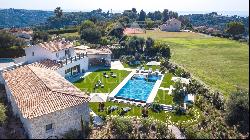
[159,18,181,32]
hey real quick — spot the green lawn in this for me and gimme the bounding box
[154,90,174,105]
[133,31,249,96]
[73,69,130,93]
[60,32,79,38]
[160,73,174,88]
[89,101,201,124]
[84,68,202,124]
[128,30,207,40]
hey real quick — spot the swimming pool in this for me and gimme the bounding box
[114,74,160,102]
[0,58,14,63]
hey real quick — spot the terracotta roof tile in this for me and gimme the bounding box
[30,59,62,70]
[38,40,73,52]
[3,65,89,119]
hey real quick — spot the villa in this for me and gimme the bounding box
[160,18,181,32]
[0,39,113,139]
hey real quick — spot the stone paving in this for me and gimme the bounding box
[168,125,186,139]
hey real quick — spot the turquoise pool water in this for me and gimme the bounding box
[115,74,160,102]
[0,58,14,63]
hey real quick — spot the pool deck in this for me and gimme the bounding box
[109,70,136,98]
[146,74,165,103]
[109,70,165,104]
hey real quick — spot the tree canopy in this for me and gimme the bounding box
[226,21,245,36]
[225,89,249,134]
[79,20,102,43]
[54,7,63,18]
[0,31,17,49]
[138,10,146,21]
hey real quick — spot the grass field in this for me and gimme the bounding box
[132,31,249,96]
[59,32,79,38]
[73,69,130,93]
[128,30,209,39]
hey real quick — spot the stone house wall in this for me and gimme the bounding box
[29,103,90,139]
[4,83,90,139]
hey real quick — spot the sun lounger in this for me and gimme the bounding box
[136,103,142,107]
[118,100,124,103]
[122,107,131,112]
[111,74,117,78]
[109,106,118,111]
[104,74,109,78]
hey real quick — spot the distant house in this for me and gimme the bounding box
[160,18,181,32]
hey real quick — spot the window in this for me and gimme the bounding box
[45,123,53,131]
[65,49,70,56]
[32,52,34,56]
[56,53,59,58]
[65,68,71,74]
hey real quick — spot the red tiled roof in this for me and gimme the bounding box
[37,40,73,52]
[3,65,89,119]
[31,59,62,70]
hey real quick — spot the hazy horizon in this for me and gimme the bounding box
[0,0,249,17]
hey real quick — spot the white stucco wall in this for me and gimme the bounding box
[24,46,76,63]
[56,57,89,77]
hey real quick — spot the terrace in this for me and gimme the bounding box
[73,68,202,126]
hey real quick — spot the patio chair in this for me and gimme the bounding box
[104,74,109,78]
[100,84,104,88]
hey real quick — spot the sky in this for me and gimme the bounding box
[0,0,249,14]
